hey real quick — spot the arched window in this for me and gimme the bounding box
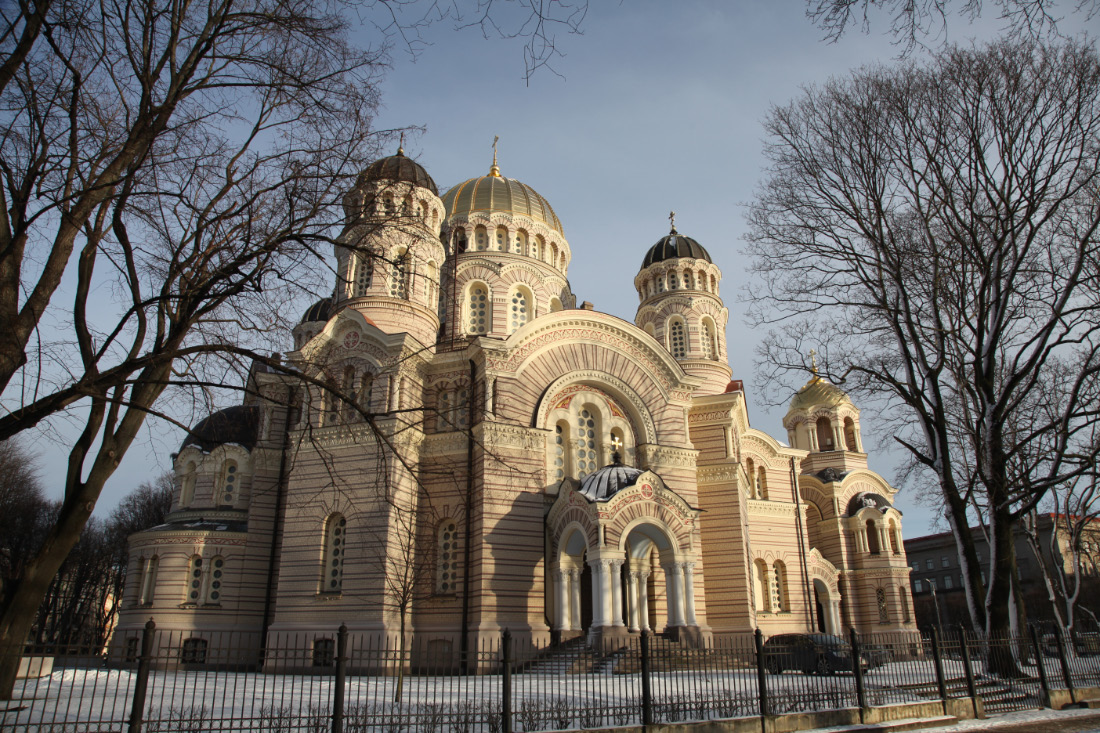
[383,193,395,215]
[772,561,788,612]
[357,372,373,415]
[550,242,558,266]
[683,271,692,289]
[701,318,718,360]
[509,286,532,333]
[467,284,490,334]
[475,225,488,251]
[710,274,717,293]
[610,427,626,462]
[753,559,769,612]
[341,366,355,419]
[876,587,889,623]
[513,230,527,254]
[426,261,439,306]
[179,462,196,507]
[757,468,769,500]
[559,252,567,270]
[322,514,346,593]
[575,407,599,479]
[206,556,224,604]
[866,519,881,554]
[220,460,238,506]
[354,253,373,296]
[494,226,507,251]
[816,417,834,451]
[844,417,859,451]
[553,421,569,480]
[139,555,158,606]
[453,229,467,254]
[437,520,458,593]
[389,247,408,299]
[669,271,678,289]
[532,235,544,260]
[698,269,707,292]
[668,319,687,358]
[745,458,755,497]
[657,274,666,293]
[186,556,204,604]
[899,585,911,622]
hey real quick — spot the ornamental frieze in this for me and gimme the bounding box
[696,465,740,484]
[746,500,798,517]
[636,444,699,469]
[688,409,734,424]
[477,422,547,452]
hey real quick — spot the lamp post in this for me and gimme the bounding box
[928,579,945,631]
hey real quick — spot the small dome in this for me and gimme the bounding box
[642,231,712,268]
[300,297,334,325]
[846,491,893,516]
[577,459,644,502]
[180,405,260,453]
[442,172,563,234]
[358,149,438,196]
[789,376,852,412]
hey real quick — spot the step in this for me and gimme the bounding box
[837,715,958,732]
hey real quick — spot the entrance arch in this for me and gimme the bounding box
[553,523,591,636]
[621,520,696,634]
[812,579,841,635]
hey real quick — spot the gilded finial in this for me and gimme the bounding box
[490,135,501,177]
[669,210,677,234]
[809,348,819,376]
[398,132,405,156]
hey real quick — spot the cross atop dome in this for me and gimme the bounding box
[669,210,677,234]
[490,135,501,177]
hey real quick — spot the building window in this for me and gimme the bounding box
[437,520,458,593]
[355,254,373,295]
[495,226,507,251]
[186,556,204,603]
[899,585,911,622]
[668,319,687,358]
[575,408,598,479]
[513,230,527,254]
[220,460,238,506]
[941,556,950,568]
[467,285,490,334]
[701,318,718,360]
[509,287,531,334]
[911,562,919,572]
[139,556,158,606]
[389,248,408,299]
[866,520,881,554]
[180,638,208,664]
[426,260,439,306]
[926,559,934,570]
[976,550,983,562]
[753,559,769,612]
[876,587,889,623]
[771,561,788,612]
[207,557,224,603]
[323,514,346,593]
[179,462,196,507]
[553,423,568,480]
[438,387,469,431]
[943,575,953,589]
[313,638,335,667]
[914,579,923,593]
[757,468,769,500]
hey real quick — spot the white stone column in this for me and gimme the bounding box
[569,569,582,631]
[555,570,569,631]
[878,526,889,554]
[682,562,698,626]
[833,421,845,451]
[590,561,606,627]
[807,425,818,451]
[638,571,651,632]
[830,601,842,635]
[610,560,625,627]
[854,427,863,452]
[664,562,685,627]
[627,571,640,632]
[856,526,867,553]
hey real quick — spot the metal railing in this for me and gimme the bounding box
[4,622,1100,732]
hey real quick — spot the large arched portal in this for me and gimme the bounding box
[622,521,696,634]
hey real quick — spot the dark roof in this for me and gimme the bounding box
[641,231,712,268]
[577,459,644,502]
[846,491,893,516]
[180,405,261,453]
[146,518,248,533]
[358,150,438,196]
[301,296,334,325]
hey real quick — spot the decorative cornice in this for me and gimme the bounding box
[746,500,798,517]
[476,422,547,452]
[637,444,699,469]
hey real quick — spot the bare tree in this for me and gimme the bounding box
[807,0,1099,49]
[746,40,1100,652]
[0,438,47,601]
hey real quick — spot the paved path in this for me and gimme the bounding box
[811,708,1100,733]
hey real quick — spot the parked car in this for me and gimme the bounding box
[762,633,869,675]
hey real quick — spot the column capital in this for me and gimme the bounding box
[611,558,626,569]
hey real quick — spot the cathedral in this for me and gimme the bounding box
[114,146,916,657]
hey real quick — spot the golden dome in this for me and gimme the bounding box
[441,167,563,235]
[789,376,852,412]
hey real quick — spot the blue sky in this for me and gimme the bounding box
[30,0,1099,538]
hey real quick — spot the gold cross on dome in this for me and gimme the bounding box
[809,348,818,374]
[610,434,623,452]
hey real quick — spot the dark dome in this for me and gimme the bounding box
[642,231,712,268]
[301,297,334,325]
[359,149,438,196]
[180,405,260,453]
[846,491,894,516]
[577,461,644,502]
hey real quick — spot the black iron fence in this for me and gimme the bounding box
[4,623,1100,732]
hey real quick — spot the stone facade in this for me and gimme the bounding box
[114,148,917,658]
